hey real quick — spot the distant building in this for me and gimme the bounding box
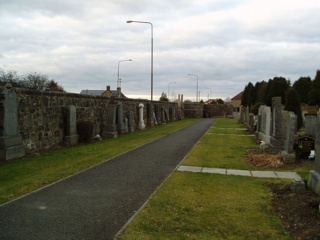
[80,86,127,98]
[230,91,243,112]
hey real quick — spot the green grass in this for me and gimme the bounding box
[184,119,257,169]
[119,172,290,240]
[0,119,200,205]
[118,118,306,239]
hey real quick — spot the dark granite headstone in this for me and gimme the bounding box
[298,136,315,159]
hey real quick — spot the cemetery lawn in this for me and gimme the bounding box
[0,118,200,205]
[119,118,318,239]
[119,173,289,239]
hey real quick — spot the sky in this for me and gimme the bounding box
[1,0,320,101]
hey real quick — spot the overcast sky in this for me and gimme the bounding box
[1,0,320,101]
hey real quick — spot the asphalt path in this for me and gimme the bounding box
[0,118,215,240]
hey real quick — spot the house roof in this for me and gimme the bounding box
[231,91,243,101]
[80,89,127,98]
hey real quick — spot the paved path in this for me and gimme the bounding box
[0,119,215,240]
[178,165,301,179]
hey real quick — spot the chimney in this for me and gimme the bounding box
[117,87,121,97]
[107,85,110,91]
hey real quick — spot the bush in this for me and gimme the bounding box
[77,121,94,143]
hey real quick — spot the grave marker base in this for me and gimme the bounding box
[310,170,320,195]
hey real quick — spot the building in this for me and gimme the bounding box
[80,86,127,98]
[230,91,243,112]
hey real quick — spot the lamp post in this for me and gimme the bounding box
[127,20,153,100]
[168,82,176,101]
[188,74,198,102]
[117,59,132,88]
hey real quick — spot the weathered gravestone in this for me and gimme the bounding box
[170,106,176,121]
[305,114,317,139]
[117,102,128,134]
[64,105,79,146]
[177,94,183,120]
[281,112,297,163]
[256,105,271,145]
[127,111,135,133]
[310,112,320,195]
[138,103,145,130]
[147,103,154,127]
[0,84,25,161]
[102,104,118,138]
[270,97,284,148]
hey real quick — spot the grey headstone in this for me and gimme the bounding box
[117,102,127,134]
[127,111,135,133]
[270,97,285,148]
[0,84,25,161]
[281,111,297,163]
[64,105,79,146]
[102,104,118,138]
[305,114,317,139]
[147,103,154,127]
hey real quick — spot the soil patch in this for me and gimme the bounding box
[246,147,320,239]
[269,184,320,240]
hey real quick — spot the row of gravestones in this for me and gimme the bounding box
[0,84,184,161]
[239,96,320,195]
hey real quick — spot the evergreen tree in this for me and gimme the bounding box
[159,92,169,101]
[285,87,303,129]
[293,77,312,104]
[309,70,320,106]
[265,77,289,106]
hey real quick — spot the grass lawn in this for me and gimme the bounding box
[118,118,304,239]
[0,118,200,205]
[184,118,257,169]
[119,173,289,240]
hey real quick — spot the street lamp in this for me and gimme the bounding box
[168,82,176,101]
[127,20,154,100]
[188,74,198,102]
[117,59,132,88]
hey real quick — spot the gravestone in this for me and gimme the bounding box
[305,114,317,139]
[138,103,145,130]
[64,105,79,146]
[281,111,297,163]
[117,102,128,134]
[257,105,271,144]
[161,107,166,123]
[155,104,161,124]
[127,111,135,133]
[248,113,255,133]
[238,106,244,123]
[147,103,154,127]
[177,94,183,120]
[298,136,315,159]
[270,97,284,147]
[310,112,320,195]
[102,104,118,138]
[170,106,176,121]
[153,112,158,125]
[0,84,25,161]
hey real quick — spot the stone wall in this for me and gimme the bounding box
[11,87,177,154]
[184,103,233,118]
